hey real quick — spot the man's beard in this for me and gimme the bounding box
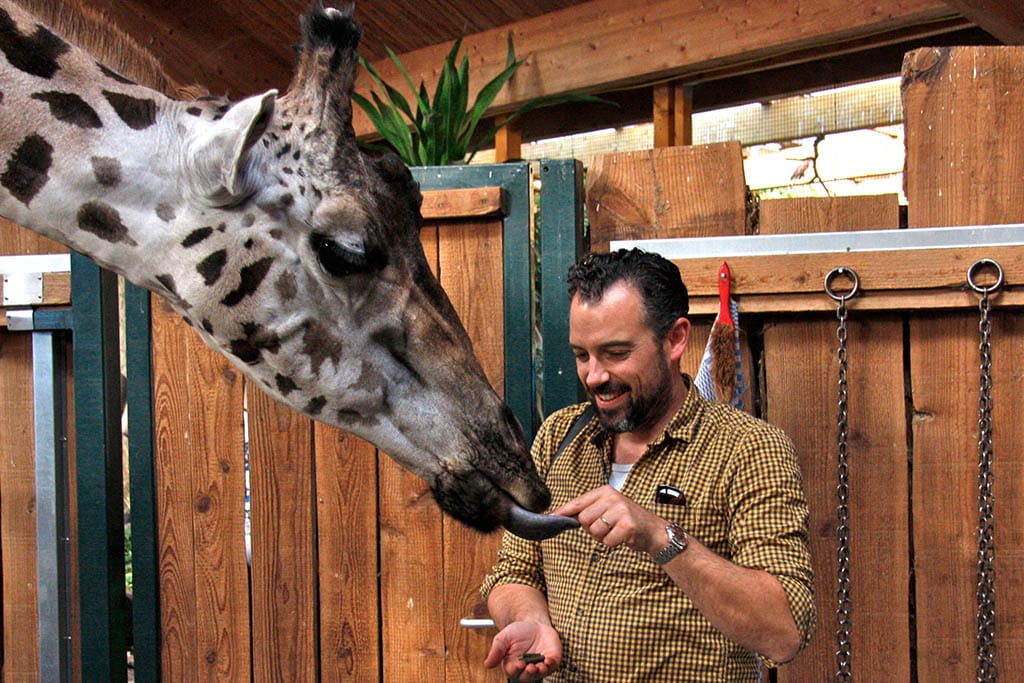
[590,362,675,434]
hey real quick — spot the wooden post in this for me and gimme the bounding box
[653,81,693,148]
[903,45,1024,680]
[493,115,522,162]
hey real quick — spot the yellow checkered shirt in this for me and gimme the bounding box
[482,379,815,682]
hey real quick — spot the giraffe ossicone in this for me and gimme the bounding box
[0,0,571,539]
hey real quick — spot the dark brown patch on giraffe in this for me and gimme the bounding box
[31,91,102,128]
[155,274,177,297]
[276,143,292,158]
[242,214,256,227]
[0,9,70,79]
[197,249,228,286]
[304,396,327,416]
[201,319,214,334]
[221,257,274,307]
[91,157,122,187]
[229,322,282,364]
[186,106,202,117]
[275,271,298,301]
[77,201,138,245]
[1,133,52,205]
[275,374,299,396]
[182,227,213,248]
[301,319,344,375]
[155,203,175,222]
[97,63,135,85]
[102,90,156,130]
[244,238,254,249]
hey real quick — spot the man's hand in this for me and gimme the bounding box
[552,485,668,556]
[484,620,562,681]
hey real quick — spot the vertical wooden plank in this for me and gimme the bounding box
[379,223,446,680]
[903,45,1024,679]
[151,299,200,679]
[315,426,380,680]
[437,217,507,682]
[0,331,40,681]
[584,143,748,252]
[758,195,909,682]
[248,391,316,682]
[187,335,248,681]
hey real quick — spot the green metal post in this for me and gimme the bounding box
[71,252,129,682]
[124,282,159,681]
[539,159,587,419]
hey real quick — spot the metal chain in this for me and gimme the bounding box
[825,267,859,682]
[968,259,1003,683]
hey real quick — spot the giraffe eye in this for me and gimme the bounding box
[311,233,385,278]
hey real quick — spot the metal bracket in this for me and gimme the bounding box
[3,272,44,306]
[6,308,35,331]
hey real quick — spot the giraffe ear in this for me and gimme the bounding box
[186,90,277,206]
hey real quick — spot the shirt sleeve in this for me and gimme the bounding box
[480,414,560,600]
[725,423,817,656]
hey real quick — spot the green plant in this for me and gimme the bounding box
[353,34,606,165]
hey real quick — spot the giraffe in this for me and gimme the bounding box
[0,0,575,540]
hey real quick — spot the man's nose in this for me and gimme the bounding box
[582,358,609,389]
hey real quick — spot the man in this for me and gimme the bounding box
[481,249,814,682]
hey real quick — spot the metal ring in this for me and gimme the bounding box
[599,516,611,527]
[967,258,1005,295]
[824,267,860,302]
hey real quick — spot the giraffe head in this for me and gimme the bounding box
[0,2,564,536]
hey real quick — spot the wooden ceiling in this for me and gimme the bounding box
[44,0,1024,139]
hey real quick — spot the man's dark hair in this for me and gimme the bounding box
[566,248,688,340]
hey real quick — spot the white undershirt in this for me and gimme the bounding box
[609,463,633,491]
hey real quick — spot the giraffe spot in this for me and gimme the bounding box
[91,156,122,187]
[221,257,274,307]
[201,319,214,334]
[244,238,254,249]
[197,249,228,286]
[242,214,256,227]
[275,271,298,301]
[77,201,138,245]
[275,143,292,158]
[31,91,102,128]
[155,274,177,296]
[102,90,156,130]
[155,203,176,222]
[229,322,281,364]
[1,133,52,206]
[302,319,344,375]
[229,339,261,364]
[275,374,299,396]
[0,9,70,79]
[97,63,135,85]
[304,396,327,416]
[181,227,213,248]
[185,106,202,117]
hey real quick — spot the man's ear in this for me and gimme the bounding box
[666,317,691,361]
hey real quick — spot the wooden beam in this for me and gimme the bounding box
[420,188,506,220]
[354,0,960,137]
[941,0,1024,43]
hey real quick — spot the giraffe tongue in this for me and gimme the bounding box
[504,503,580,541]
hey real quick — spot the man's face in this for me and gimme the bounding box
[569,282,678,434]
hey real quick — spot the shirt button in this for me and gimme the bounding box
[590,551,600,562]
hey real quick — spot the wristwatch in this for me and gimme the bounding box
[652,523,689,565]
